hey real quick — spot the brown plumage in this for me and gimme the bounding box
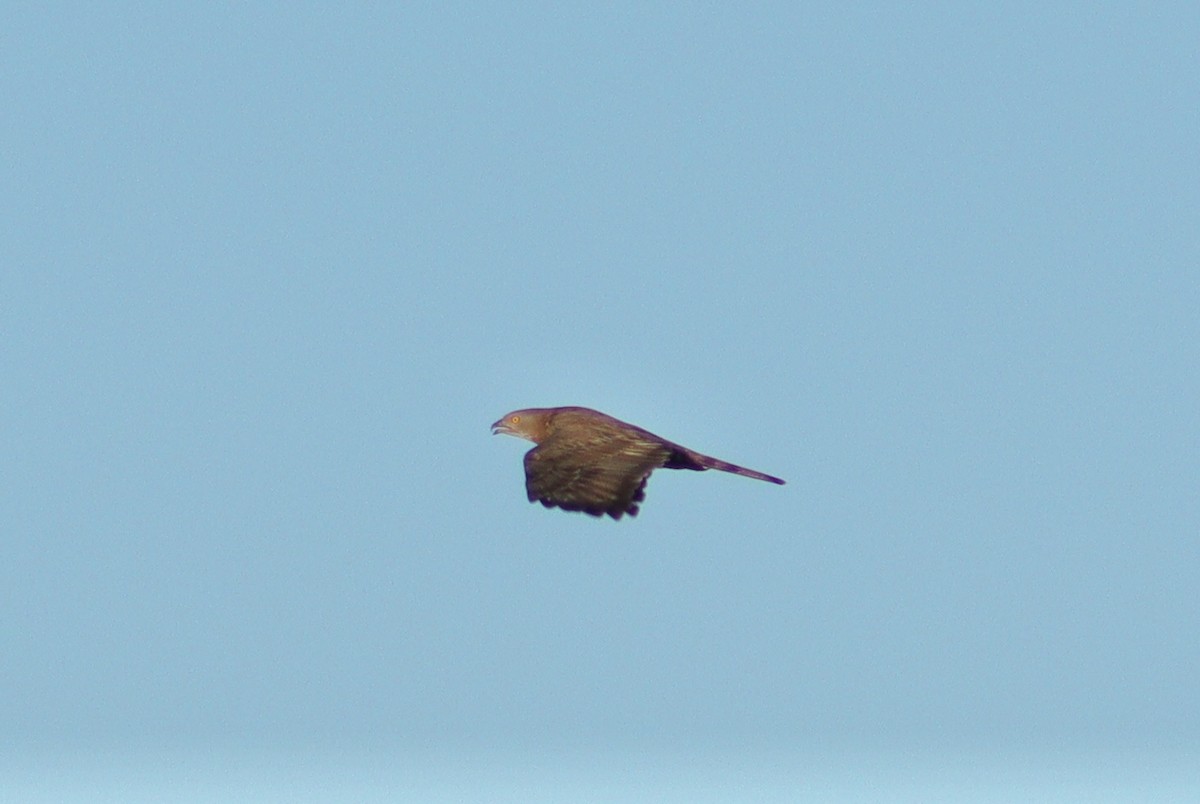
[491,406,785,519]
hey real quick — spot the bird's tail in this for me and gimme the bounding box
[668,448,786,485]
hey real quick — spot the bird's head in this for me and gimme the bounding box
[491,408,552,443]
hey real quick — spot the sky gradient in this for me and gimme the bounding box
[3,4,1198,800]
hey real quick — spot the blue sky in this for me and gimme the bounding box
[3,4,1198,800]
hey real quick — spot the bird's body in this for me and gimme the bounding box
[491,406,785,519]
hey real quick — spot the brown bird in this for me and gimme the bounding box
[491,406,785,519]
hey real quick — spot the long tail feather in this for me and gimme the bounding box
[695,453,786,485]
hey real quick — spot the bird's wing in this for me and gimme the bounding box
[524,431,670,520]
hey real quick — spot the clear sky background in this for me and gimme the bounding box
[3,4,1198,801]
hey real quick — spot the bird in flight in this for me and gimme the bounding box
[492,406,785,519]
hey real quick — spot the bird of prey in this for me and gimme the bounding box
[491,406,785,519]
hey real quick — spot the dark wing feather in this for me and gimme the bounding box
[523,428,670,520]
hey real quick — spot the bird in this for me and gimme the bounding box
[491,406,785,519]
